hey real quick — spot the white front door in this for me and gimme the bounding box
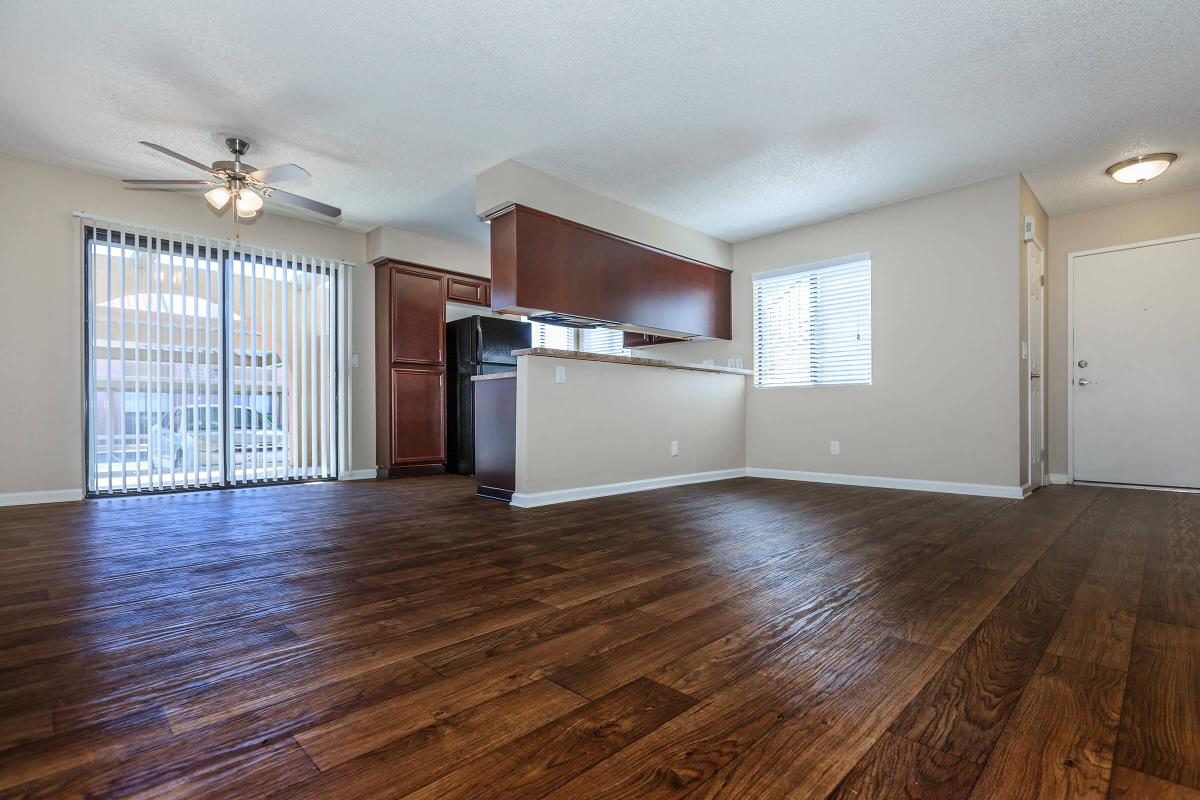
[1072,235,1200,488]
[1028,242,1045,489]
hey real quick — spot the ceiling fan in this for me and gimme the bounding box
[123,137,341,236]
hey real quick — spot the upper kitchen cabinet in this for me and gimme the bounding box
[488,205,732,340]
[623,332,685,348]
[445,275,490,307]
[383,264,445,365]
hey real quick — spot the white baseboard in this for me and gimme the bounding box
[745,468,1025,499]
[1021,482,1033,498]
[0,488,85,507]
[1047,473,1071,485]
[511,468,748,508]
[339,469,378,481]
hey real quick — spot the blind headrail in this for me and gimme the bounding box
[73,211,356,268]
[752,252,870,282]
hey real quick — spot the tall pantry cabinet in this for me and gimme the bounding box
[373,259,490,477]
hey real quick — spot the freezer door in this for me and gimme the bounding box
[477,317,531,365]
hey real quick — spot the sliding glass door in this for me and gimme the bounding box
[83,218,351,495]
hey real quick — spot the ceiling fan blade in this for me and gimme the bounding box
[123,179,220,185]
[139,141,216,174]
[248,163,310,183]
[262,187,341,218]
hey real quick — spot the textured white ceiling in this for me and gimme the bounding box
[1,0,1197,244]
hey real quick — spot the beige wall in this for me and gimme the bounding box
[651,176,1024,489]
[1019,176,1049,486]
[366,226,490,276]
[1045,187,1200,476]
[515,355,746,496]
[0,154,381,496]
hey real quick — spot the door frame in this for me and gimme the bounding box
[1026,238,1045,490]
[1066,230,1200,484]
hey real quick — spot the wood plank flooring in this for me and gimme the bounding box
[0,476,1197,798]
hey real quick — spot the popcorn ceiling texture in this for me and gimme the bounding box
[0,0,1196,243]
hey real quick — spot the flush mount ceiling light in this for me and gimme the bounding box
[1106,153,1177,184]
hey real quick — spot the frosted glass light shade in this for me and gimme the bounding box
[205,186,231,209]
[1106,153,1177,184]
[235,188,264,217]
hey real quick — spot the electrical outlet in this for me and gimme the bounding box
[670,440,679,457]
[350,353,359,368]
[702,358,714,366]
[830,440,840,455]
[736,358,743,368]
[555,366,566,384]
[727,358,737,368]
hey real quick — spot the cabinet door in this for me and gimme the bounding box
[390,367,445,464]
[390,267,445,364]
[446,276,490,307]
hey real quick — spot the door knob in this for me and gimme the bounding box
[1077,378,1098,386]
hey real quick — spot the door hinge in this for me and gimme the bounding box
[1039,274,1045,286]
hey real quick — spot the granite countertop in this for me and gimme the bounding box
[510,347,752,376]
[470,371,518,382]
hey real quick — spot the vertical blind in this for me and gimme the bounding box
[80,215,353,494]
[752,255,872,387]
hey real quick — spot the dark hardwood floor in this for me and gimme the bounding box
[0,476,1197,798]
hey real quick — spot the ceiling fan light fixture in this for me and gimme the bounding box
[1106,153,1177,184]
[235,188,264,217]
[205,185,231,210]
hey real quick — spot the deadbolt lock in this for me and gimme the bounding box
[1077,359,1088,368]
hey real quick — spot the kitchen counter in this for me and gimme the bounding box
[470,371,517,382]
[510,347,752,376]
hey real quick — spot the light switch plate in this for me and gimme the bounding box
[670,440,679,456]
[555,366,566,384]
[830,440,840,455]
[350,353,359,368]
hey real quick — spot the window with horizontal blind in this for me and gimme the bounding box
[752,254,871,388]
[579,327,630,356]
[525,319,630,356]
[528,319,575,350]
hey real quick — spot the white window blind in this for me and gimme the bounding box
[752,255,871,388]
[579,327,630,356]
[80,215,353,495]
[528,319,575,350]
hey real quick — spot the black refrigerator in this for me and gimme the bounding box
[446,315,531,475]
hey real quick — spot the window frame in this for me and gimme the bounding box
[751,252,872,389]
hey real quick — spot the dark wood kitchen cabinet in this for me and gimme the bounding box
[374,259,491,477]
[489,204,732,340]
[623,332,685,348]
[389,367,445,465]
[388,266,445,364]
[445,275,490,306]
